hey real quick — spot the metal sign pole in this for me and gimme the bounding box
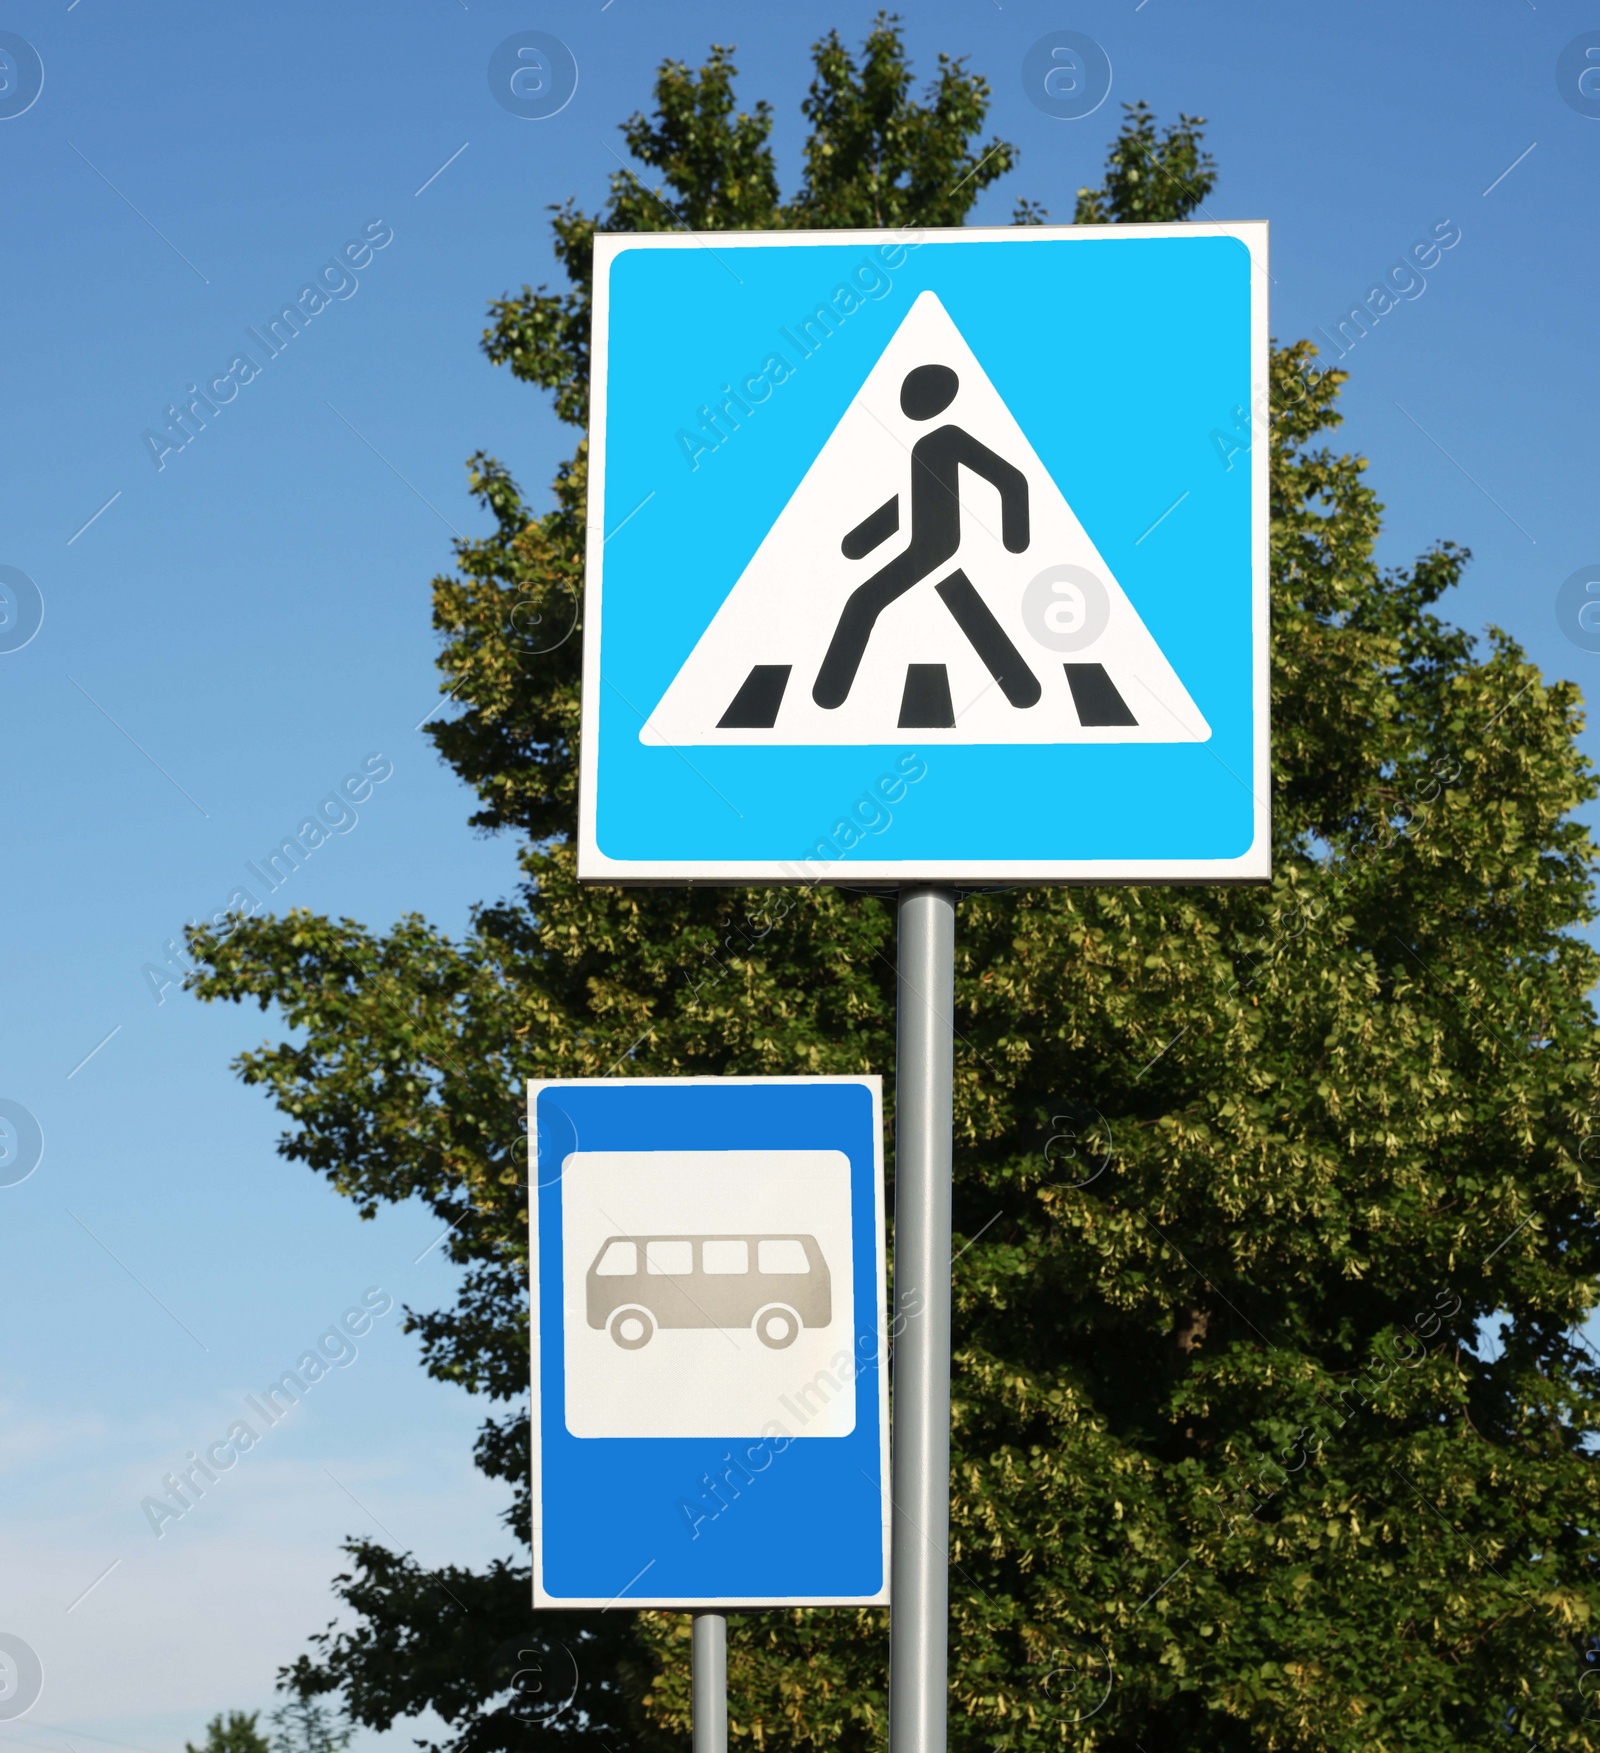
[693,1610,727,1753]
[890,886,956,1753]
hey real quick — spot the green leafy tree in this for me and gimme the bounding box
[1072,100,1215,226]
[186,1712,271,1753]
[269,1697,352,1753]
[190,17,1600,1752]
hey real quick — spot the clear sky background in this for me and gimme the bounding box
[2,1,1596,1746]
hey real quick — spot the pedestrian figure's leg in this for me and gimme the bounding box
[934,571,1041,708]
[814,548,929,709]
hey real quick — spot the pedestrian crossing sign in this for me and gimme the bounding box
[579,222,1269,884]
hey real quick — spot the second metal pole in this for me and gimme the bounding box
[692,1611,727,1753]
[890,886,956,1753]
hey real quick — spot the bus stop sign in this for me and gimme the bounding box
[528,1075,890,1608]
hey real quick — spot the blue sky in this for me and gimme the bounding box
[2,1,1596,1745]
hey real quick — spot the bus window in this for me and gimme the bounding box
[702,1239,749,1274]
[595,1240,637,1276]
[758,1238,809,1275]
[647,1239,693,1276]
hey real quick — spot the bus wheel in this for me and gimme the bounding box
[609,1306,655,1349]
[754,1304,801,1350]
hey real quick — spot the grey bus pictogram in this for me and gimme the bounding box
[586,1233,832,1350]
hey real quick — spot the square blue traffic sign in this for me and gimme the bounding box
[579,222,1269,884]
[528,1076,890,1608]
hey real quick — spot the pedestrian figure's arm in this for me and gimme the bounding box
[950,432,1030,552]
[842,495,900,560]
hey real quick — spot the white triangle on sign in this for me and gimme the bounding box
[641,290,1210,747]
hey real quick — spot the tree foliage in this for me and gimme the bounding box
[268,1697,353,1753]
[186,1712,271,1753]
[1072,100,1215,226]
[190,18,1600,1752]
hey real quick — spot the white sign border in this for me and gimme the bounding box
[528,1074,891,1610]
[578,221,1270,886]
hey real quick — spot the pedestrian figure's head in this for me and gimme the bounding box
[901,364,958,421]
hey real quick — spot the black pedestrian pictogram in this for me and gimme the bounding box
[814,364,1035,711]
